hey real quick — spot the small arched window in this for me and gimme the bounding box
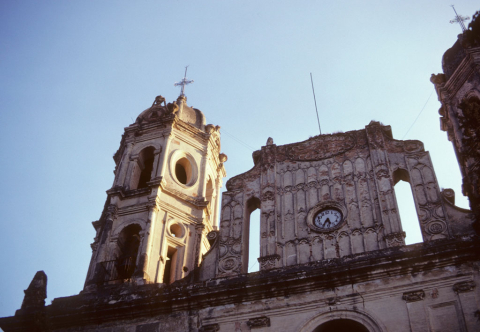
[130,147,155,190]
[116,224,141,280]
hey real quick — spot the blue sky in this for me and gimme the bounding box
[0,1,478,318]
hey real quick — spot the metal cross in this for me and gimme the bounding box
[174,66,194,97]
[450,5,470,33]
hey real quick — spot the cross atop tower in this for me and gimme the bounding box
[450,5,470,33]
[174,66,194,97]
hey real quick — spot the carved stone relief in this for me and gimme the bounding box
[215,123,456,277]
[453,280,476,293]
[402,290,425,302]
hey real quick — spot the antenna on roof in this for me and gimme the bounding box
[310,73,322,135]
[450,5,470,33]
[174,65,194,97]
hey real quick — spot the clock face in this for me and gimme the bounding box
[313,209,343,230]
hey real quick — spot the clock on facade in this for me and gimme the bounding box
[307,201,347,233]
[313,209,343,230]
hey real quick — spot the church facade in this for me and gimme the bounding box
[1,12,480,332]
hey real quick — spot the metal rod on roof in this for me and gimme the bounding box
[310,73,322,135]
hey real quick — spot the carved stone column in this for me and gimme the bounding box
[260,138,277,261]
[453,281,479,331]
[403,290,428,332]
[151,147,163,179]
[87,204,117,287]
[114,141,134,187]
[194,224,205,267]
[158,132,173,183]
[366,122,405,247]
[123,154,138,190]
[134,201,159,283]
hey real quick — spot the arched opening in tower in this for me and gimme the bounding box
[244,197,261,273]
[393,169,423,244]
[137,147,155,189]
[116,224,141,280]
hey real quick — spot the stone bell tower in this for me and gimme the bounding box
[431,11,480,231]
[84,93,227,290]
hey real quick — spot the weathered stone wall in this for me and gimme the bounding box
[2,239,479,332]
[205,121,474,279]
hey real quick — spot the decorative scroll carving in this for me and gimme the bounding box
[441,188,455,205]
[207,230,219,245]
[384,232,406,247]
[258,254,280,270]
[402,290,425,302]
[199,323,220,332]
[247,316,271,328]
[453,281,476,293]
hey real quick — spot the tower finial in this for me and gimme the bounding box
[450,5,470,33]
[174,65,194,97]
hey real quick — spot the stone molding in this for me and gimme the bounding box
[199,323,219,332]
[247,316,270,328]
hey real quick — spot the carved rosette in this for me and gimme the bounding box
[247,316,271,328]
[425,220,447,235]
[257,254,280,270]
[217,237,242,276]
[384,232,406,247]
[453,281,476,294]
[218,256,240,275]
[402,290,425,302]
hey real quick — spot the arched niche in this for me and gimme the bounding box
[299,309,385,332]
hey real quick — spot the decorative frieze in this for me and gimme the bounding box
[258,254,280,270]
[384,232,406,247]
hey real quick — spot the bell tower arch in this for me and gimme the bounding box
[84,95,226,290]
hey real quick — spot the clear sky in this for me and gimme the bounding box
[0,0,478,318]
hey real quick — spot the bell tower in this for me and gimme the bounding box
[84,93,226,290]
